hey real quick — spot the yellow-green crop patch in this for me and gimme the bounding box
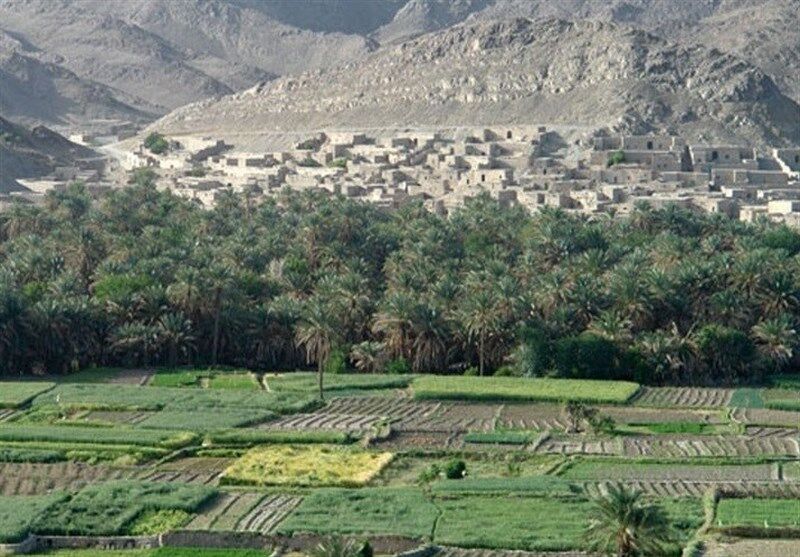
[221,445,393,487]
[413,376,640,404]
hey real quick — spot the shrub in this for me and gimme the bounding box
[298,157,322,168]
[144,132,169,155]
[325,348,348,375]
[385,358,410,375]
[607,150,625,167]
[444,459,467,479]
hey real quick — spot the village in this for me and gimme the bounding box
[7,126,800,225]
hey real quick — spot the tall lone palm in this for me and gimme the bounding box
[296,299,337,400]
[584,484,672,557]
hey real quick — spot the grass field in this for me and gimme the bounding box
[0,494,63,542]
[0,382,55,408]
[136,410,273,431]
[716,498,800,528]
[434,496,593,551]
[434,496,701,551]
[266,373,412,393]
[277,487,437,538]
[559,460,774,481]
[222,445,393,487]
[149,369,258,390]
[412,376,640,403]
[431,475,581,497]
[0,424,196,448]
[33,384,313,413]
[35,481,215,536]
[463,431,536,444]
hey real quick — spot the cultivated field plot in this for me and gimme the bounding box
[0,494,63,542]
[0,409,20,423]
[743,426,799,438]
[436,548,593,557]
[434,495,701,552]
[705,539,800,557]
[560,460,778,481]
[34,480,215,536]
[235,494,302,534]
[137,457,234,486]
[0,462,132,495]
[496,403,568,430]
[373,431,463,450]
[633,387,734,408]
[149,369,259,390]
[398,402,498,432]
[716,497,800,528]
[266,373,412,394]
[32,384,312,413]
[600,406,727,425]
[622,435,800,457]
[581,480,800,499]
[263,412,382,434]
[0,424,195,448]
[221,445,393,487]
[78,410,154,425]
[731,407,800,427]
[414,376,640,404]
[0,382,55,408]
[533,437,620,456]
[107,368,154,386]
[186,492,265,531]
[277,487,438,538]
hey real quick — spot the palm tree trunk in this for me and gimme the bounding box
[211,287,222,365]
[318,359,325,401]
[479,330,485,376]
[169,340,177,368]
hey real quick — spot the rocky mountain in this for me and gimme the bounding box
[0,0,373,126]
[152,17,800,147]
[0,116,96,192]
[1,0,797,141]
[669,0,800,103]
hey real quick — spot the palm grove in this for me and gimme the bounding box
[2,171,799,386]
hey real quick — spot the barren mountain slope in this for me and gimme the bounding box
[669,0,800,103]
[153,18,800,147]
[0,116,97,192]
[372,0,762,44]
[0,0,372,124]
[0,30,154,127]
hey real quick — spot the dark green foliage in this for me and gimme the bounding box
[607,150,625,167]
[35,481,215,536]
[144,132,169,155]
[1,185,798,385]
[0,447,65,463]
[444,458,467,479]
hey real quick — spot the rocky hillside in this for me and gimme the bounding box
[0,116,97,192]
[0,0,373,126]
[153,18,800,146]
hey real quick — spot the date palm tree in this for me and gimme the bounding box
[584,484,672,557]
[752,314,797,372]
[157,312,195,367]
[296,298,338,400]
[460,288,502,376]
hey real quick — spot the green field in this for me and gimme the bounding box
[435,496,701,551]
[135,410,273,431]
[277,487,438,538]
[0,494,64,542]
[266,372,412,393]
[0,382,55,408]
[35,481,215,536]
[33,384,313,413]
[413,376,640,403]
[0,424,195,448]
[716,498,800,529]
[149,369,259,390]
